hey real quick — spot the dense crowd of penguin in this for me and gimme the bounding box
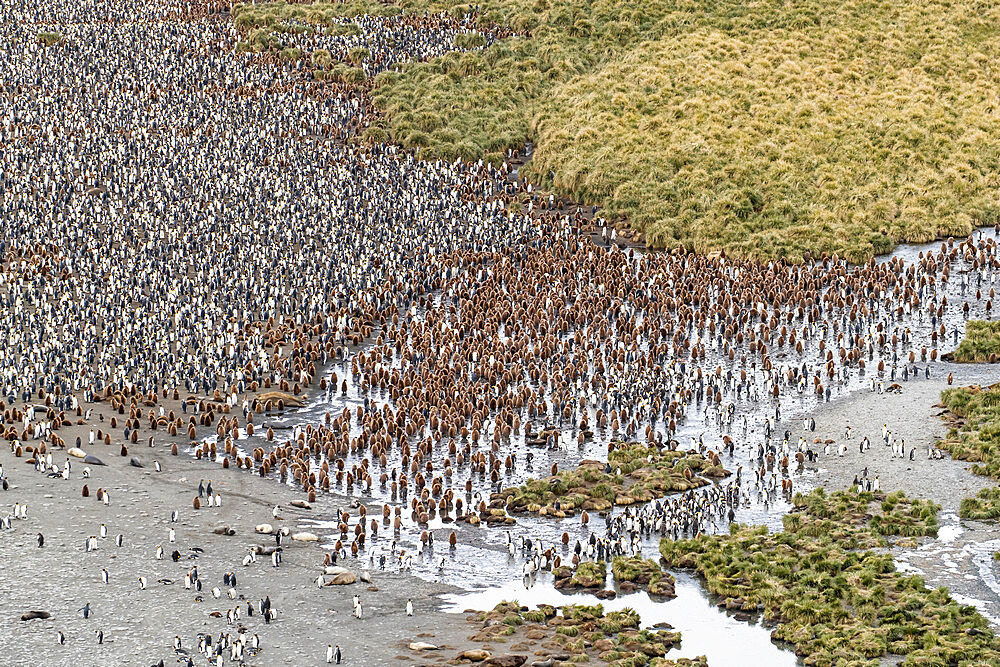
[2,0,999,662]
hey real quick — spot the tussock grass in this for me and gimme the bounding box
[470,601,677,665]
[492,443,727,517]
[960,486,1000,520]
[351,0,1000,261]
[526,7,1000,262]
[939,384,1000,480]
[552,560,606,589]
[660,488,998,665]
[233,0,403,30]
[950,320,1000,363]
[612,556,676,597]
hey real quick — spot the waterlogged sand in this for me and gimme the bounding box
[2,366,1000,664]
[0,404,482,667]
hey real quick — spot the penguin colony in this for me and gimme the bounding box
[1,0,999,662]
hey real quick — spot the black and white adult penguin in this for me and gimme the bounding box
[95,630,103,644]
[101,568,109,584]
[57,630,65,645]
[37,532,44,547]
[79,603,91,619]
[335,645,342,664]
[116,534,124,547]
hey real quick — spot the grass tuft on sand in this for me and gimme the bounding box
[960,486,1000,520]
[950,320,1000,363]
[491,443,728,517]
[939,383,1000,480]
[37,31,61,46]
[469,601,686,665]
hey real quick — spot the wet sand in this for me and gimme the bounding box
[0,395,483,667]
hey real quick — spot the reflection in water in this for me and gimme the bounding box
[196,226,1000,650]
[441,572,800,666]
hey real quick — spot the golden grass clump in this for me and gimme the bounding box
[233,0,403,30]
[949,320,1000,363]
[960,486,1000,520]
[526,6,1000,262]
[939,383,1000,480]
[323,0,1000,261]
[491,444,727,517]
[37,31,62,46]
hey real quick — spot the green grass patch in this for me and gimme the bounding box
[233,0,403,30]
[492,442,727,517]
[470,600,671,665]
[960,486,1000,520]
[660,488,998,665]
[611,556,676,597]
[939,383,1000,480]
[552,560,606,589]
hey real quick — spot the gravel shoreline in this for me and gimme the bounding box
[788,364,998,512]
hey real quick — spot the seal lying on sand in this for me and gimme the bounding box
[21,610,50,621]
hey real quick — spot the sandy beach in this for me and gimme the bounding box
[786,364,998,512]
[0,388,495,667]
